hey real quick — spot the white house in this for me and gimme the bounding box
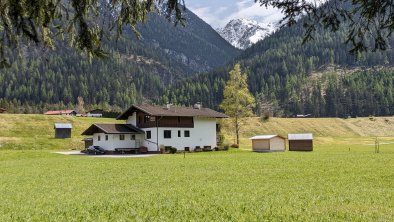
[82,124,145,151]
[249,135,286,152]
[86,109,103,117]
[82,104,228,152]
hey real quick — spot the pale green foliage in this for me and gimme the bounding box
[220,63,255,117]
[220,63,255,144]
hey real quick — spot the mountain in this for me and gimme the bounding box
[0,8,240,113]
[136,10,240,73]
[216,19,276,50]
[162,14,394,117]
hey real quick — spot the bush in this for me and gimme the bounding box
[231,144,239,148]
[217,133,225,146]
[223,144,229,150]
[261,111,271,122]
[169,147,177,154]
[159,144,165,154]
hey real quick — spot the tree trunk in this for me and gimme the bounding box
[235,115,239,145]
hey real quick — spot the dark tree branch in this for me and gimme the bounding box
[256,0,394,54]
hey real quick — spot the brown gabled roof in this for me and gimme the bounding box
[117,104,228,120]
[81,124,144,135]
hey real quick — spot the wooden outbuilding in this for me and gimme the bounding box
[0,108,6,113]
[54,123,72,138]
[288,133,313,151]
[82,137,93,148]
[250,135,286,152]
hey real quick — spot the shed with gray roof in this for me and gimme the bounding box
[54,123,72,138]
[288,133,313,151]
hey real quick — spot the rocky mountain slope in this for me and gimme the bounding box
[216,19,276,50]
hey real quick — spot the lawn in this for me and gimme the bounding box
[0,114,121,150]
[1,114,394,221]
[1,146,394,221]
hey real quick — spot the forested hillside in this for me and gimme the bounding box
[0,8,239,113]
[162,17,394,117]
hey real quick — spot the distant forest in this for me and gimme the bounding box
[0,10,393,117]
[161,20,394,117]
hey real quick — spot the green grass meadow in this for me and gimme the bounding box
[1,115,394,221]
[0,114,121,150]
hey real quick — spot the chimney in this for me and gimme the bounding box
[193,102,201,109]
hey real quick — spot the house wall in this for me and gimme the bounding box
[93,133,144,151]
[270,137,286,151]
[126,113,137,125]
[127,111,194,128]
[252,139,270,151]
[142,117,217,151]
[87,113,102,117]
[289,140,313,151]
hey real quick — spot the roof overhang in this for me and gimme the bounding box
[117,105,228,119]
[81,124,144,135]
[54,123,72,129]
[288,133,313,140]
[249,135,286,140]
[117,105,151,120]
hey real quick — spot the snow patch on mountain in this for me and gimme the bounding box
[216,18,277,50]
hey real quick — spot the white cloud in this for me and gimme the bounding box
[227,2,283,25]
[189,6,219,26]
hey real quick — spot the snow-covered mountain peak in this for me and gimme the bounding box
[217,18,277,50]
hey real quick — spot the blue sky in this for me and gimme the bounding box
[185,0,283,28]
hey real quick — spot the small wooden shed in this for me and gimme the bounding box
[54,123,72,138]
[250,135,286,152]
[82,137,93,148]
[288,133,313,151]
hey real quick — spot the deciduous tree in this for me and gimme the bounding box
[220,63,255,145]
[76,96,85,114]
